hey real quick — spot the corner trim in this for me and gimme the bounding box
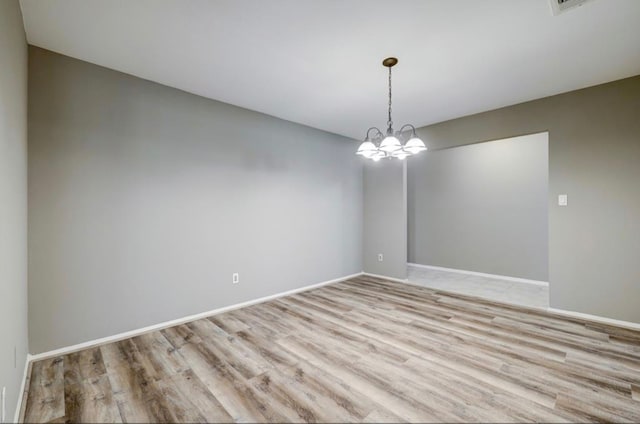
[28,272,363,362]
[547,307,640,331]
[362,272,408,284]
[14,354,31,424]
[407,263,549,287]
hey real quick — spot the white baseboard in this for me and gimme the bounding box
[14,354,30,424]
[407,262,548,287]
[547,307,640,331]
[362,272,408,284]
[28,272,363,362]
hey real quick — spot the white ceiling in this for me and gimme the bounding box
[19,0,640,140]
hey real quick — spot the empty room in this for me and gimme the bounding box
[2,0,640,422]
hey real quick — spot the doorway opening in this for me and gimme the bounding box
[406,132,549,308]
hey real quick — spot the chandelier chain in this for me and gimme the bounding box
[387,66,393,130]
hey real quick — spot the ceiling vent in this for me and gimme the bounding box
[549,0,593,15]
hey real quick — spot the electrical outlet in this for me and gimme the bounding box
[558,194,568,206]
[232,273,239,284]
[378,253,383,262]
[2,386,6,423]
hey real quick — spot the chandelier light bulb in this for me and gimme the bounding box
[371,150,386,161]
[379,135,401,153]
[356,140,377,156]
[404,137,427,154]
[392,150,409,160]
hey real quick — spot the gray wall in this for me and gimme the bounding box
[414,75,640,322]
[408,132,549,281]
[28,47,363,354]
[0,0,28,420]
[363,160,407,280]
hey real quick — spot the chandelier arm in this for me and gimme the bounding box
[398,124,417,138]
[364,126,384,142]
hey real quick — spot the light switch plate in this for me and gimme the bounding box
[558,194,568,206]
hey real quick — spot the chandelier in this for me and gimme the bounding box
[356,57,427,161]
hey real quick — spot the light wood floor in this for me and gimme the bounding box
[21,275,640,423]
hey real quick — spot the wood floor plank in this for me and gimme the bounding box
[187,319,273,379]
[66,348,107,380]
[207,314,250,334]
[251,366,357,422]
[233,329,300,370]
[168,369,233,422]
[403,356,572,423]
[101,341,179,422]
[554,391,640,422]
[160,324,203,349]
[176,341,289,422]
[114,393,155,424]
[565,350,640,385]
[272,298,411,364]
[22,277,640,423]
[362,408,405,423]
[280,359,388,421]
[292,298,552,409]
[275,335,445,422]
[23,357,65,423]
[400,316,634,399]
[64,375,122,423]
[133,332,190,377]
